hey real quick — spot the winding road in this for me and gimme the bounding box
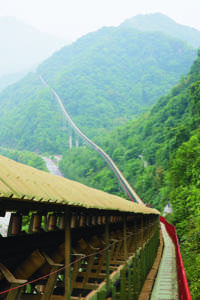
[42,157,63,177]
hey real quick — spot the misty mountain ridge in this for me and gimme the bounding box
[0,16,67,76]
[0,13,199,296]
[120,13,200,48]
[0,70,32,92]
[0,13,199,81]
[0,13,197,153]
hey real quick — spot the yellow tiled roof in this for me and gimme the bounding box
[0,155,159,214]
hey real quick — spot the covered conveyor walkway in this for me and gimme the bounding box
[0,155,160,299]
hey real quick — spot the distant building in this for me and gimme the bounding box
[163,203,173,216]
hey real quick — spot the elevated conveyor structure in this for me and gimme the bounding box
[38,75,144,205]
[0,154,159,300]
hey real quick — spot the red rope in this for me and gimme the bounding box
[0,223,154,295]
[0,240,115,295]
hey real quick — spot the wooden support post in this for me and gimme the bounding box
[105,214,110,291]
[134,218,137,254]
[65,206,71,300]
[6,283,24,300]
[81,255,95,285]
[42,264,63,300]
[141,248,145,285]
[120,269,126,300]
[141,217,146,284]
[144,215,147,242]
[123,214,127,263]
[98,290,106,300]
[147,215,150,240]
[8,213,22,235]
[59,214,65,230]
[138,250,142,294]
[132,256,138,300]
[150,232,154,267]
[128,267,131,300]
[141,215,144,246]
[32,213,42,233]
[48,214,57,231]
[0,263,26,300]
[144,243,147,278]
[111,285,116,300]
[71,256,84,293]
[146,216,150,273]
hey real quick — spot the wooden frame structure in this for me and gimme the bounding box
[0,155,160,299]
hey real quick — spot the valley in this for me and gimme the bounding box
[0,13,199,297]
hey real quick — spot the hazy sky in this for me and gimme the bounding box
[1,0,200,41]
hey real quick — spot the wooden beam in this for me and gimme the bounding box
[41,253,63,300]
[0,198,66,213]
[123,214,127,263]
[105,214,110,290]
[64,206,71,300]
[0,263,26,300]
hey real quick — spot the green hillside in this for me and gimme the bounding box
[38,26,196,133]
[121,13,200,48]
[60,49,200,297]
[0,24,196,152]
[0,14,199,295]
[59,48,200,204]
[0,148,48,171]
[0,71,29,92]
[0,73,68,153]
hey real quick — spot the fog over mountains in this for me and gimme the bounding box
[0,16,67,76]
[121,13,200,48]
[0,13,198,154]
[1,13,200,92]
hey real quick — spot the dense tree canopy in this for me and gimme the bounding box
[59,50,200,297]
[0,17,199,296]
[0,24,196,153]
[0,148,48,171]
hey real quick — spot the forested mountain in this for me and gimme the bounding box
[121,13,200,48]
[0,18,197,152]
[0,148,48,171]
[0,16,65,76]
[0,71,29,92]
[60,48,200,201]
[0,73,68,153]
[38,26,195,132]
[0,14,199,295]
[60,49,200,297]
